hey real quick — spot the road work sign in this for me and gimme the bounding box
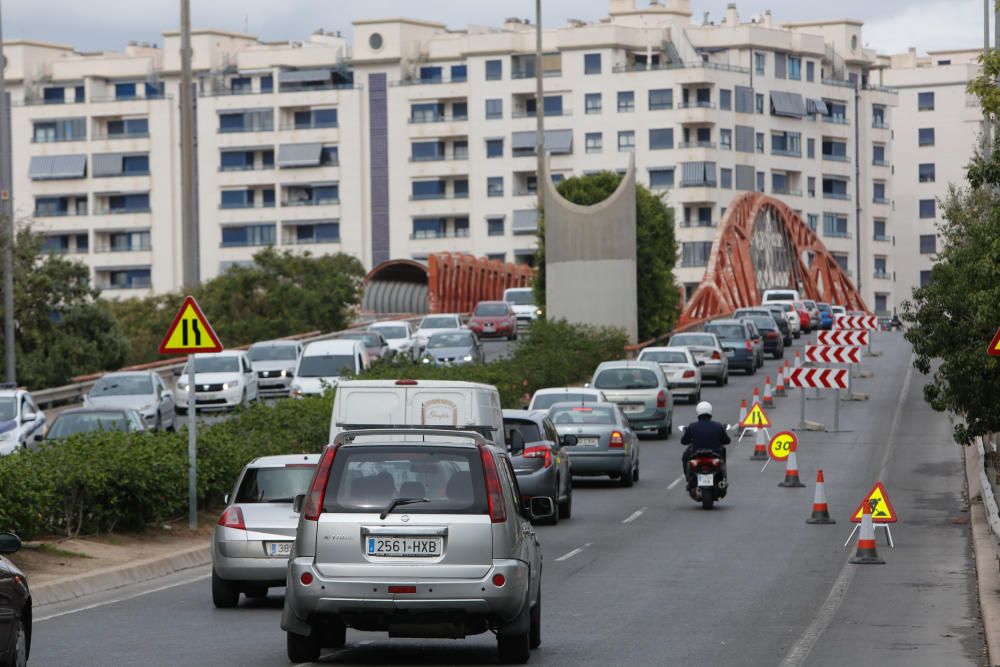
[850,482,898,524]
[989,327,1000,357]
[158,296,223,354]
[769,431,797,460]
[739,400,771,429]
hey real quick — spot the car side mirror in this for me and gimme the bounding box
[33,433,43,443]
[0,531,21,555]
[560,434,578,447]
[529,497,555,521]
[22,411,37,423]
[293,494,305,514]
[508,430,525,455]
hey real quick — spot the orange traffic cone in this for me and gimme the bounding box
[763,376,774,407]
[849,500,885,564]
[806,470,836,524]
[752,386,760,405]
[738,399,747,425]
[775,366,787,397]
[778,450,805,487]
[795,351,802,368]
[751,427,768,461]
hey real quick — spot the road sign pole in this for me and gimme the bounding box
[798,386,806,429]
[188,353,197,530]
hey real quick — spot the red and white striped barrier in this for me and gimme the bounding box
[804,345,863,364]
[787,368,849,389]
[817,330,869,346]
[834,315,879,330]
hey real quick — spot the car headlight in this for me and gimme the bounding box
[291,386,303,397]
[281,368,295,377]
[462,355,473,362]
[177,382,190,391]
[421,357,432,364]
[535,308,543,316]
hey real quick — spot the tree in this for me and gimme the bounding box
[534,172,679,341]
[0,228,129,388]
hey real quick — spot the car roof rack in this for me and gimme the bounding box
[333,424,493,446]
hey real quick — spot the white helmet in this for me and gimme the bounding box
[696,401,713,417]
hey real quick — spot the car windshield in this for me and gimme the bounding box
[705,325,745,341]
[91,375,153,397]
[297,355,355,378]
[532,392,597,410]
[550,406,617,425]
[0,398,16,422]
[324,445,487,515]
[474,303,508,316]
[234,464,316,504]
[248,346,298,362]
[640,351,688,364]
[670,334,715,347]
[505,420,542,444]
[594,368,659,390]
[373,326,408,340]
[429,333,474,349]
[421,316,459,329]
[49,412,129,438]
[505,290,534,306]
[343,333,380,347]
[187,357,240,374]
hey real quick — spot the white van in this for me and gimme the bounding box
[328,379,505,447]
[291,340,369,397]
[503,287,540,325]
[761,289,800,304]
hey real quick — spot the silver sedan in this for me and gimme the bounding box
[549,401,640,486]
[636,346,703,404]
[84,371,176,431]
[666,332,729,387]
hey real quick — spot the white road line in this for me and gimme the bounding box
[36,572,211,623]
[667,475,685,490]
[622,507,647,524]
[554,542,591,562]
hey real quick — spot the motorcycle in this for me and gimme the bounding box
[678,424,734,510]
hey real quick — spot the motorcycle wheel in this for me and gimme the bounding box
[701,487,715,510]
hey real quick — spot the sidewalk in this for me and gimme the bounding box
[966,437,1000,667]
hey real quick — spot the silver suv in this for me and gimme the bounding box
[281,428,553,664]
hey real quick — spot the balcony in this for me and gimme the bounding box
[612,61,749,75]
[772,188,803,197]
[822,78,855,89]
[678,141,716,149]
[219,163,275,173]
[94,206,152,215]
[409,192,469,201]
[91,131,150,141]
[821,115,849,125]
[409,153,468,163]
[407,115,467,125]
[872,121,890,130]
[89,93,167,104]
[771,149,802,158]
[872,196,890,205]
[411,228,471,240]
[824,230,852,239]
[679,220,716,228]
[872,159,890,167]
[278,121,339,130]
[822,193,850,201]
[822,154,849,163]
[34,208,88,218]
[677,101,715,110]
[873,234,891,242]
[94,242,152,253]
[511,109,572,119]
[873,270,891,280]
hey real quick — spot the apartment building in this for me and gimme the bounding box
[0,0,977,314]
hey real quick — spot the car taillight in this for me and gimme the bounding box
[609,431,624,448]
[682,370,696,379]
[523,445,552,468]
[492,574,506,587]
[695,457,720,467]
[303,445,339,521]
[478,445,507,523]
[656,390,668,408]
[746,340,753,351]
[217,506,245,530]
[766,331,778,339]
[388,585,416,594]
[711,351,721,360]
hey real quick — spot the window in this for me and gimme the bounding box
[918,128,935,146]
[618,91,635,112]
[919,199,936,218]
[585,93,602,115]
[771,131,802,156]
[873,182,887,202]
[410,103,444,123]
[230,77,252,93]
[919,234,936,254]
[221,224,276,248]
[115,82,137,100]
[451,64,467,82]
[918,92,935,111]
[485,59,502,81]
[874,257,888,277]
[756,171,765,192]
[412,180,446,200]
[33,118,85,143]
[585,132,602,154]
[920,270,932,287]
[486,99,502,119]
[106,117,149,138]
[486,139,503,159]
[719,89,731,110]
[682,242,713,267]
[807,138,815,159]
[720,168,733,189]
[755,94,764,114]
[872,104,887,127]
[807,214,818,230]
[122,154,149,175]
[874,219,887,240]
[584,53,602,75]
[411,141,445,161]
[145,81,164,98]
[294,108,338,129]
[754,52,765,75]
[542,95,563,116]
[720,129,732,150]
[822,178,849,200]
[806,61,815,82]
[771,172,787,194]
[788,56,802,80]
[823,213,849,237]
[260,75,273,93]
[452,102,468,120]
[284,184,337,206]
[487,176,504,197]
[823,102,847,123]
[649,88,672,110]
[219,109,273,133]
[735,86,753,113]
[681,162,717,187]
[105,269,151,290]
[453,179,468,199]
[453,140,468,161]
[293,222,340,244]
[649,168,674,189]
[822,139,848,160]
[649,128,673,150]
[807,177,816,197]
[874,294,888,316]
[775,53,787,79]
[618,130,635,152]
[919,163,935,183]
[873,144,886,165]
[487,217,504,236]
[106,193,150,213]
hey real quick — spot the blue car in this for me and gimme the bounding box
[816,303,834,330]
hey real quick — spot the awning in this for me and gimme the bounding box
[277,143,322,168]
[29,155,86,180]
[510,129,573,154]
[512,209,539,235]
[278,69,332,84]
[770,91,807,118]
[92,153,124,177]
[806,98,829,115]
[680,161,716,187]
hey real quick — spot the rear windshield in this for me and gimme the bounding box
[421,316,459,329]
[639,351,688,364]
[705,324,745,341]
[670,334,715,347]
[803,300,817,308]
[298,354,355,378]
[505,419,542,444]
[817,304,832,313]
[532,392,596,410]
[342,332,380,347]
[765,292,797,301]
[746,316,777,330]
[504,290,534,306]
[248,346,298,362]
[324,446,487,515]
[372,325,408,340]
[593,368,659,390]
[550,406,617,425]
[474,303,508,316]
[49,412,129,438]
[92,375,153,396]
[429,332,474,349]
[235,465,316,504]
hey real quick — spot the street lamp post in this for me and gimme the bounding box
[0,3,16,385]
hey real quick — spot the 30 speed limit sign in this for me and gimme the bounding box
[769,431,798,460]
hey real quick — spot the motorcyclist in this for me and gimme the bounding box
[681,401,730,480]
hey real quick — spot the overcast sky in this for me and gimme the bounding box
[3,0,987,56]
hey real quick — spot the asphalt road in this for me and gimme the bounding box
[30,332,983,666]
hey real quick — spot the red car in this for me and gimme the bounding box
[467,301,518,340]
[792,301,812,333]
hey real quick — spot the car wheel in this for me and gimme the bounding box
[321,616,347,649]
[539,493,559,526]
[692,391,701,405]
[286,630,322,663]
[558,487,572,519]
[154,413,162,432]
[4,618,27,667]
[747,363,756,376]
[715,374,725,387]
[211,570,240,608]
[529,591,542,649]
[497,600,531,664]
[633,459,640,482]
[619,464,635,487]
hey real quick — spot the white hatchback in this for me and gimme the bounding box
[175,351,259,413]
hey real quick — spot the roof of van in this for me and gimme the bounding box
[303,339,363,354]
[335,379,499,391]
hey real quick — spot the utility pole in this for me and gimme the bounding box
[985,0,992,157]
[180,0,199,288]
[535,0,544,213]
[0,3,16,385]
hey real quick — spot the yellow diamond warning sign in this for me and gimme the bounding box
[850,482,897,524]
[158,296,223,355]
[989,327,1000,357]
[739,400,771,429]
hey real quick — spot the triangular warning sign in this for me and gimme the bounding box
[739,400,771,429]
[158,296,223,355]
[850,482,898,524]
[989,327,1000,357]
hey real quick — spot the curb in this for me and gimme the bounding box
[32,542,211,608]
[965,442,1000,666]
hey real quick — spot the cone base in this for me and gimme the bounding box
[751,451,768,461]
[806,515,836,524]
[849,552,885,564]
[779,478,806,488]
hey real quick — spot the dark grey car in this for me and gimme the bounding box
[549,402,640,486]
[503,410,573,525]
[43,407,146,441]
[704,319,757,375]
[422,330,484,366]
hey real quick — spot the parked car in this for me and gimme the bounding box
[816,303,835,330]
[590,361,673,438]
[528,387,606,411]
[0,532,30,667]
[339,331,391,362]
[414,314,464,350]
[801,299,821,331]
[704,319,758,375]
[502,410,573,523]
[737,307,791,347]
[281,428,552,664]
[467,301,518,341]
[793,301,813,334]
[636,346,703,404]
[175,351,259,413]
[43,407,146,441]
[739,314,784,359]
[291,339,369,398]
[368,320,420,360]
[503,287,541,327]
[0,385,45,455]
[248,340,303,398]
[85,371,176,431]
[212,454,320,608]
[422,330,484,366]
[667,332,729,386]
[549,402,639,485]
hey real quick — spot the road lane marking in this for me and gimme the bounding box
[36,571,211,623]
[667,475,684,490]
[778,356,914,667]
[622,507,647,524]
[554,542,592,562]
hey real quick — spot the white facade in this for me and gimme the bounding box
[0,1,981,315]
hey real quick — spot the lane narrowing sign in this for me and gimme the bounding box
[158,295,223,355]
[739,400,771,429]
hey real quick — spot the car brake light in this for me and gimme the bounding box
[711,351,721,360]
[609,431,624,448]
[395,379,418,386]
[656,390,668,408]
[766,331,778,339]
[478,445,508,523]
[682,370,696,379]
[523,445,552,468]
[300,572,313,585]
[217,506,245,530]
[745,340,753,351]
[492,574,506,587]
[303,445,339,521]
[388,585,417,594]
